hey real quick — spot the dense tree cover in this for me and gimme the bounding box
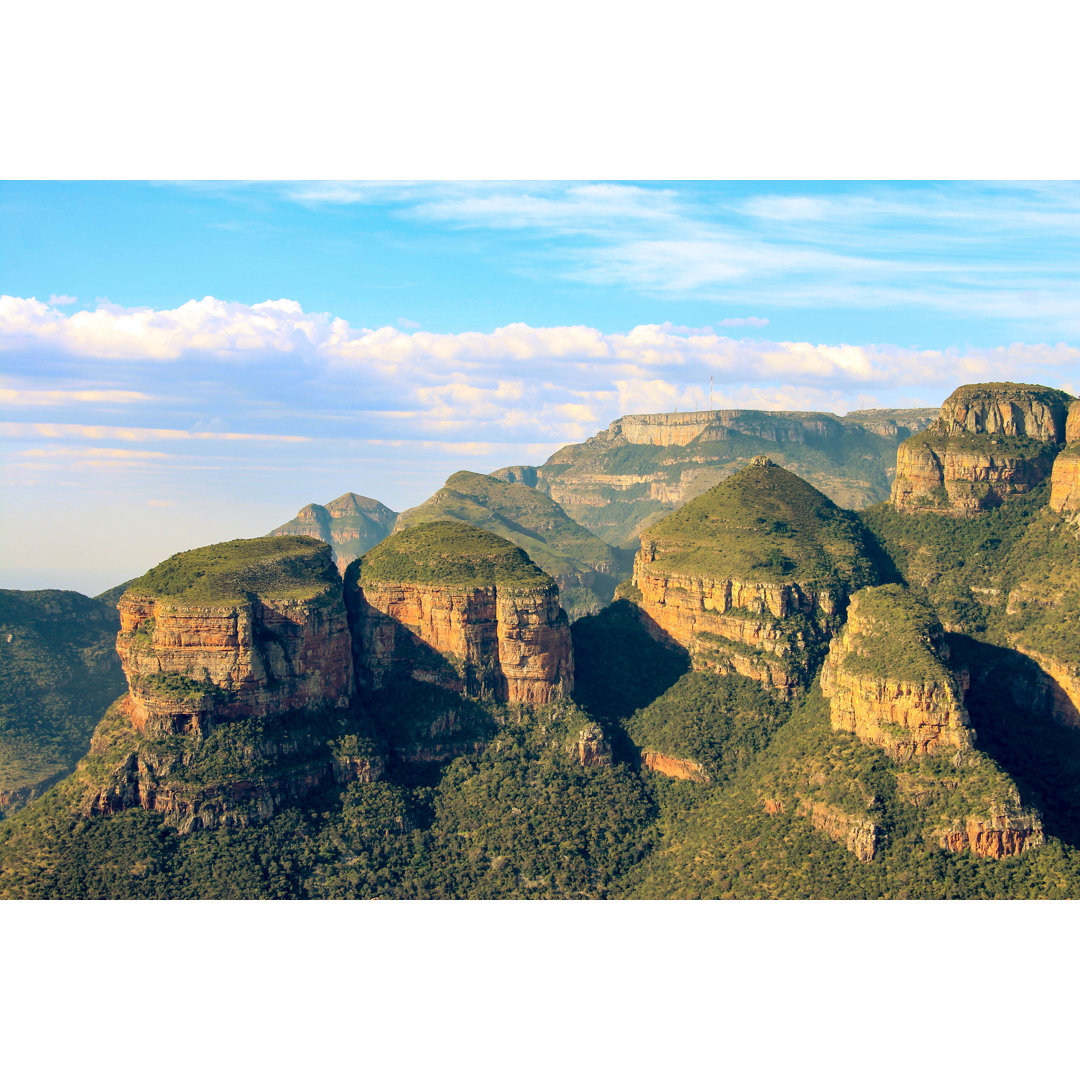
[0,589,126,811]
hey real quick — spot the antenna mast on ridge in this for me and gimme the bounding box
[709,374,713,410]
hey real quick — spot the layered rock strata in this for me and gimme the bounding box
[1050,445,1080,518]
[941,812,1044,859]
[891,383,1074,516]
[86,537,371,832]
[630,459,879,696]
[820,586,973,759]
[796,799,877,862]
[348,521,573,705]
[117,583,352,737]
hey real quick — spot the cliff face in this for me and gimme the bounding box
[891,383,1074,517]
[641,750,710,782]
[513,407,937,547]
[820,587,973,759]
[392,470,627,620]
[270,492,397,574]
[117,587,353,737]
[629,459,880,695]
[352,580,573,704]
[940,812,1044,858]
[1050,446,1080,518]
[80,537,372,832]
[933,383,1073,442]
[633,557,839,695]
[349,521,574,706]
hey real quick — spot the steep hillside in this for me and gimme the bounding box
[393,470,628,619]
[496,406,937,547]
[0,590,126,816]
[270,493,398,573]
[627,457,883,695]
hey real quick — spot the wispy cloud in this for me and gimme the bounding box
[0,421,310,443]
[0,386,152,406]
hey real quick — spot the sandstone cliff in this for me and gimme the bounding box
[392,470,627,620]
[348,521,573,706]
[891,383,1074,516]
[82,536,374,832]
[498,407,937,547]
[116,538,352,737]
[629,458,880,695]
[270,492,397,573]
[820,586,973,759]
[1050,445,1080,519]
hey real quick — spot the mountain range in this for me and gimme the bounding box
[3,382,1080,899]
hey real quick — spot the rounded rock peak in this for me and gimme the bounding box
[749,455,774,467]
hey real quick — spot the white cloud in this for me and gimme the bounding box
[0,386,152,406]
[0,421,310,443]
[47,294,78,306]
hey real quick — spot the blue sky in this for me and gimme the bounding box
[3,180,1080,593]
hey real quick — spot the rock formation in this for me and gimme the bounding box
[116,537,352,736]
[393,470,627,619]
[641,750,709,782]
[270,492,397,573]
[820,585,973,759]
[629,458,880,696]
[84,536,374,832]
[347,521,573,705]
[891,383,1074,516]
[941,812,1044,858]
[497,406,937,546]
[1050,445,1080,519]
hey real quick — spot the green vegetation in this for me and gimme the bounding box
[903,427,1055,462]
[127,535,340,605]
[625,671,789,783]
[393,471,628,618]
[0,589,126,811]
[839,584,952,684]
[640,461,882,589]
[357,520,553,592]
[134,672,225,706]
[859,481,1051,636]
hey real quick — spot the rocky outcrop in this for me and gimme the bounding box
[506,407,938,547]
[629,459,879,696]
[1050,446,1080,518]
[632,561,836,696]
[1007,644,1080,728]
[117,586,353,738]
[1068,400,1080,444]
[820,586,973,759]
[270,493,397,573]
[351,580,572,704]
[796,799,877,861]
[891,383,1074,516]
[934,383,1073,442]
[349,522,574,705]
[571,724,612,768]
[891,435,1057,516]
[641,750,709,782]
[941,812,1044,859]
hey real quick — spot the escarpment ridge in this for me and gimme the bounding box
[891,383,1075,517]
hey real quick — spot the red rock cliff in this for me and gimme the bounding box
[820,587,973,759]
[352,580,573,704]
